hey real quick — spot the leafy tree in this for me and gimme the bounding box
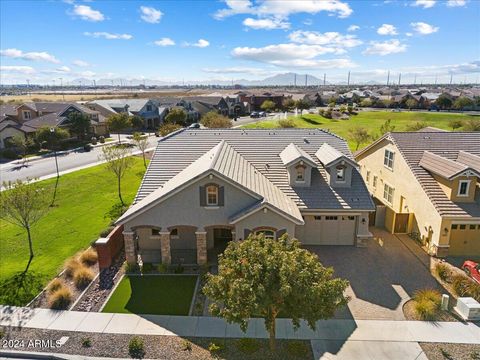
[130,115,144,130]
[379,119,396,135]
[107,113,132,144]
[0,179,50,273]
[463,119,480,131]
[260,100,276,112]
[10,135,33,161]
[348,127,371,150]
[101,146,134,205]
[66,112,91,139]
[158,123,182,136]
[448,119,464,131]
[203,234,349,351]
[36,126,69,150]
[165,108,187,126]
[405,98,418,110]
[382,99,393,108]
[295,99,311,111]
[132,132,149,168]
[359,98,373,108]
[406,121,428,131]
[200,111,232,128]
[436,94,453,110]
[453,96,474,110]
[283,98,296,111]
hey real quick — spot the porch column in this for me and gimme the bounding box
[196,231,207,265]
[159,231,171,265]
[231,230,236,241]
[123,231,136,264]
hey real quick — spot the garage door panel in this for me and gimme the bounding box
[302,215,355,245]
[449,227,480,256]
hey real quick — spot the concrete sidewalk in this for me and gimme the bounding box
[1,306,479,343]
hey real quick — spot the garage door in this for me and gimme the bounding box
[449,224,480,256]
[302,215,356,245]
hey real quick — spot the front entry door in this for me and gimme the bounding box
[214,228,232,247]
[394,214,409,233]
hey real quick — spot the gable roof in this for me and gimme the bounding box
[419,151,480,180]
[280,143,317,167]
[117,140,304,225]
[89,99,151,113]
[315,143,357,168]
[358,131,480,218]
[457,151,480,173]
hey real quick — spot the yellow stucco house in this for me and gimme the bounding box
[355,129,480,257]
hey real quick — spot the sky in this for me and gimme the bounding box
[0,0,479,85]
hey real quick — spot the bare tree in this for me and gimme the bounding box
[348,127,371,150]
[101,146,134,205]
[132,132,149,168]
[0,179,50,273]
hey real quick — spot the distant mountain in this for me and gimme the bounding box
[246,72,325,86]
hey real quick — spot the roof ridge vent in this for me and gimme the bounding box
[303,137,309,144]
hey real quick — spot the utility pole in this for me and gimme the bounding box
[414,74,417,85]
[294,73,296,87]
[323,73,326,86]
[434,74,437,86]
[386,70,390,86]
[449,73,453,86]
[398,73,401,86]
[305,74,307,87]
[26,79,30,97]
[59,78,65,101]
[347,71,350,87]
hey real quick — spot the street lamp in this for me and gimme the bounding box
[50,127,60,206]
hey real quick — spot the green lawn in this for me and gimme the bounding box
[242,111,477,150]
[0,157,146,305]
[102,275,198,315]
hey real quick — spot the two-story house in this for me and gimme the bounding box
[355,130,480,257]
[115,129,374,266]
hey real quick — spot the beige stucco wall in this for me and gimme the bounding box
[356,138,443,247]
[0,126,25,148]
[433,175,477,203]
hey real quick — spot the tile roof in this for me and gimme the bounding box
[118,140,304,225]
[386,131,480,217]
[89,99,150,113]
[419,151,475,180]
[133,129,374,214]
[22,113,66,129]
[279,143,316,167]
[315,143,356,168]
[457,151,480,173]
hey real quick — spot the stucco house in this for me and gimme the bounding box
[355,130,480,257]
[116,129,374,266]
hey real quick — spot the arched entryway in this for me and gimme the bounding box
[168,225,198,265]
[205,225,234,263]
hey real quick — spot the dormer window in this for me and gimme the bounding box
[206,185,218,205]
[336,165,346,182]
[458,180,470,197]
[295,165,306,182]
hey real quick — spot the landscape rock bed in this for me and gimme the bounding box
[420,342,480,360]
[1,326,313,360]
[72,253,125,312]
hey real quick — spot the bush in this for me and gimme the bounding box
[236,338,260,354]
[413,289,441,320]
[286,340,309,358]
[99,136,105,144]
[128,336,145,358]
[124,262,140,273]
[47,278,64,294]
[158,123,182,137]
[466,280,480,302]
[64,258,82,277]
[278,118,296,128]
[81,337,92,348]
[208,342,222,356]
[141,262,154,274]
[80,248,98,266]
[0,149,20,160]
[91,137,97,145]
[157,263,168,273]
[452,274,470,297]
[435,263,449,282]
[413,289,441,306]
[172,264,184,274]
[99,226,115,238]
[181,339,192,351]
[73,267,94,289]
[200,111,232,128]
[48,287,73,310]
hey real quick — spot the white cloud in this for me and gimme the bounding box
[184,39,210,48]
[80,70,96,77]
[154,38,175,46]
[377,24,397,35]
[0,65,36,74]
[140,6,163,23]
[57,66,71,73]
[412,0,436,8]
[410,22,439,35]
[84,32,133,40]
[41,66,72,74]
[243,17,290,30]
[231,43,354,68]
[363,39,407,56]
[347,25,360,32]
[72,5,105,21]
[288,30,362,48]
[446,0,466,7]
[214,0,352,19]
[73,60,89,67]
[0,48,60,63]
[202,67,276,75]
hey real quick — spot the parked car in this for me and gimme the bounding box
[83,144,93,152]
[462,260,480,284]
[189,123,201,129]
[250,111,259,118]
[258,111,267,117]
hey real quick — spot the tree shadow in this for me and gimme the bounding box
[0,271,45,306]
[300,116,323,125]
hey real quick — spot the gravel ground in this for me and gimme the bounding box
[1,326,313,360]
[420,343,480,360]
[403,300,459,322]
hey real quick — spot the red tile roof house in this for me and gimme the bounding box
[115,129,374,266]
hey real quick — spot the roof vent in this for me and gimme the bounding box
[423,136,430,139]
[303,137,309,144]
[265,164,270,170]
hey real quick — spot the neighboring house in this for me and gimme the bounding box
[355,130,480,257]
[237,92,285,111]
[183,96,230,117]
[116,129,374,266]
[87,99,165,129]
[0,102,106,148]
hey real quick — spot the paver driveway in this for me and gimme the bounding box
[305,227,442,320]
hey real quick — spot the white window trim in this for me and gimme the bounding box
[23,110,31,120]
[457,180,471,197]
[384,149,395,171]
[336,166,346,183]
[254,229,276,240]
[206,185,219,206]
[295,165,306,183]
[383,183,394,205]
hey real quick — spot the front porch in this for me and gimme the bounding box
[123,225,236,266]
